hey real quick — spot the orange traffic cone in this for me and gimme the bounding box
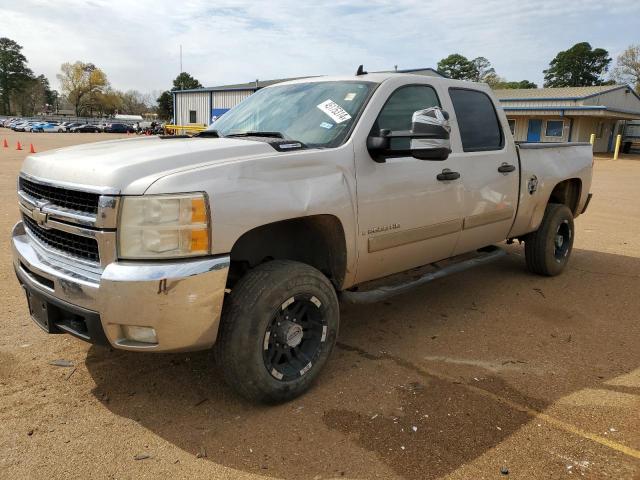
[29,144,36,153]
[3,139,7,148]
[16,142,22,151]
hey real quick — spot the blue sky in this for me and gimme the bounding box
[2,0,639,93]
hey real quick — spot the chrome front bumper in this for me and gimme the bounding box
[12,221,229,352]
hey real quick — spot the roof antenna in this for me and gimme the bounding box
[356,65,367,76]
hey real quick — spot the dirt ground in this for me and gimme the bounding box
[0,130,639,480]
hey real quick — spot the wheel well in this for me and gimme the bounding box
[548,178,582,216]
[228,215,347,290]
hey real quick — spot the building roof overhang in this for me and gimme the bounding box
[502,105,640,120]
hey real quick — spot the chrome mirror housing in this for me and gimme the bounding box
[409,107,452,160]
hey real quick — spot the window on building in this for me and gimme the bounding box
[189,110,197,123]
[508,119,516,135]
[545,120,564,137]
[596,121,604,138]
[373,85,440,150]
[449,88,504,151]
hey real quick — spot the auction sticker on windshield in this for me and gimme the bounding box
[317,100,352,124]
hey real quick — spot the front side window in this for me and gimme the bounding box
[372,85,440,150]
[545,120,564,137]
[449,88,504,152]
[208,81,374,148]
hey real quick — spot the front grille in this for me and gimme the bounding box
[23,214,100,263]
[19,177,100,215]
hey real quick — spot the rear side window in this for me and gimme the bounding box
[449,88,504,151]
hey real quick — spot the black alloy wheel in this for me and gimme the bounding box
[263,294,328,382]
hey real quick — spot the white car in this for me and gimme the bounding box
[40,123,66,133]
[24,122,47,132]
[12,121,32,132]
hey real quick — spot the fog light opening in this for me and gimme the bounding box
[121,325,158,344]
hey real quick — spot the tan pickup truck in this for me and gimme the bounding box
[13,72,593,403]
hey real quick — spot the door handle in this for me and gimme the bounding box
[436,169,460,181]
[498,163,516,173]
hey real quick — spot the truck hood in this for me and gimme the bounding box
[21,136,275,195]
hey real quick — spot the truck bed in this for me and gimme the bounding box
[509,142,593,238]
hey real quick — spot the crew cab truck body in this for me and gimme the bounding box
[12,73,593,402]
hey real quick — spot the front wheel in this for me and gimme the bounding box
[524,203,574,276]
[215,260,339,403]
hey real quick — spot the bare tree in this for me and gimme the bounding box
[612,45,640,94]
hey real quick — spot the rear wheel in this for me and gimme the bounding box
[524,203,574,276]
[215,260,339,403]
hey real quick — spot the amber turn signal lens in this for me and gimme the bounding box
[191,198,207,223]
[190,228,209,252]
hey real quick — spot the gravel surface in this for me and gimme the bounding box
[0,131,639,479]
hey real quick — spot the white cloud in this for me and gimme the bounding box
[2,0,639,93]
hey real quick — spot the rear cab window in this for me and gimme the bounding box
[449,88,504,152]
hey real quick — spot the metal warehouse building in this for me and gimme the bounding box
[173,77,301,126]
[172,68,443,127]
[495,85,640,153]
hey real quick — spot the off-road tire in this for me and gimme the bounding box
[525,203,574,276]
[215,260,339,403]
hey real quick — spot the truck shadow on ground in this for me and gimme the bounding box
[85,246,640,479]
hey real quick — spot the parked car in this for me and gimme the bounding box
[12,73,593,403]
[40,123,67,133]
[62,122,81,131]
[2,118,19,127]
[26,122,49,132]
[70,124,101,133]
[105,123,135,133]
[11,121,29,131]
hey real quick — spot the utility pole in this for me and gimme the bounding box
[179,44,183,89]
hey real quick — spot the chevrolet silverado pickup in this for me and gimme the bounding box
[12,72,593,403]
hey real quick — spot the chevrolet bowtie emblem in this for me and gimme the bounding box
[31,205,48,226]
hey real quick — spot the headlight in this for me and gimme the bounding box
[118,193,210,259]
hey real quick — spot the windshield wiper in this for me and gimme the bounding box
[193,130,220,138]
[225,131,284,139]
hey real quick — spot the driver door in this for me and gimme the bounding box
[354,84,465,284]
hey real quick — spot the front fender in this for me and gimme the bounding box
[145,145,359,287]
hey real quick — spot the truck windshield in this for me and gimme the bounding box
[207,81,374,148]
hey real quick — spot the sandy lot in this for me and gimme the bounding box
[0,130,639,479]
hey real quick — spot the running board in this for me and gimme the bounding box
[340,246,506,304]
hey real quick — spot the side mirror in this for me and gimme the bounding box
[409,107,451,160]
[366,108,452,162]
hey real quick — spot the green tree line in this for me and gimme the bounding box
[0,37,157,117]
[0,38,57,116]
[437,42,640,93]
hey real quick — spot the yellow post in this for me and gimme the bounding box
[613,134,622,160]
[589,133,596,145]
